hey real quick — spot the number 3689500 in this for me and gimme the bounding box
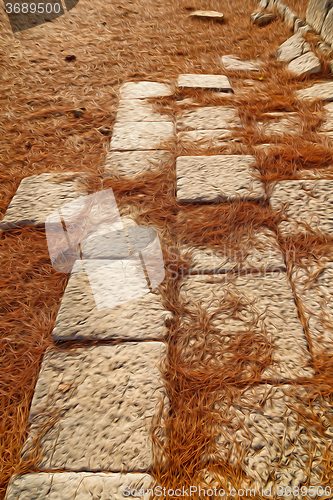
[5,3,61,14]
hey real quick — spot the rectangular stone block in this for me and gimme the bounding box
[176,106,241,131]
[0,172,88,230]
[119,81,173,99]
[23,342,166,472]
[176,155,264,202]
[270,180,333,236]
[110,122,175,151]
[306,0,333,32]
[277,34,310,63]
[177,129,233,150]
[296,81,333,100]
[258,112,302,136]
[116,99,172,123]
[177,74,233,92]
[104,151,173,177]
[5,472,153,500]
[221,55,262,71]
[179,274,313,380]
[52,260,172,340]
[288,51,321,76]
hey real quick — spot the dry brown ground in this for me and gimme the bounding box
[1,0,333,497]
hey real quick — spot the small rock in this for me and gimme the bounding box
[65,54,76,62]
[250,11,276,26]
[288,51,321,76]
[101,21,107,25]
[277,34,310,62]
[71,108,86,118]
[221,55,261,71]
[189,10,224,22]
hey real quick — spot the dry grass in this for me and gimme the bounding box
[2,0,333,496]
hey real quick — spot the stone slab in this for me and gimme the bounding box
[5,473,153,500]
[270,180,333,236]
[288,51,321,76]
[321,7,333,46]
[116,99,172,123]
[189,10,224,21]
[176,106,241,131]
[296,81,333,101]
[177,129,233,150]
[23,342,166,471]
[176,155,264,202]
[306,0,333,33]
[214,384,331,491]
[52,259,171,340]
[258,112,302,136]
[179,274,313,380]
[104,151,173,177]
[177,74,233,92]
[221,55,262,71]
[180,228,285,274]
[277,34,310,63]
[119,82,173,99]
[283,6,298,28]
[110,122,175,151]
[0,173,88,230]
[321,101,333,131]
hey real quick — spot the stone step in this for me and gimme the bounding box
[177,129,233,151]
[177,74,233,92]
[110,122,175,151]
[179,274,314,381]
[22,342,166,472]
[4,472,153,500]
[104,151,173,177]
[116,99,173,123]
[176,106,241,131]
[119,81,173,99]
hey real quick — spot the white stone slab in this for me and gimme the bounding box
[214,384,331,491]
[270,180,333,236]
[177,74,233,92]
[23,342,166,471]
[110,122,175,151]
[0,173,89,229]
[296,81,333,101]
[277,34,310,63]
[258,112,302,136]
[176,106,241,131]
[221,55,262,71]
[179,275,313,380]
[177,129,233,150]
[5,473,153,500]
[321,101,333,132]
[288,51,321,76]
[104,151,173,177]
[176,155,264,202]
[116,99,172,123]
[119,82,173,99]
[189,10,224,21]
[52,259,171,340]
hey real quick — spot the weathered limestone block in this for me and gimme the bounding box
[288,51,321,76]
[321,101,333,132]
[176,106,241,131]
[119,82,173,99]
[306,0,333,33]
[221,55,262,71]
[177,74,233,92]
[104,151,173,177]
[5,473,153,500]
[283,7,298,28]
[296,81,333,100]
[277,34,310,62]
[177,129,233,150]
[23,342,166,472]
[176,155,264,202]
[110,122,175,151]
[258,112,302,136]
[116,99,172,123]
[179,274,314,380]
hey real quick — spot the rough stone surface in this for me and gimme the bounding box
[250,11,275,26]
[177,129,233,149]
[221,55,262,71]
[283,6,298,28]
[276,1,286,16]
[294,18,308,32]
[179,274,313,380]
[176,106,241,131]
[321,101,333,131]
[105,151,173,177]
[214,385,331,491]
[110,122,175,151]
[52,260,171,340]
[116,99,172,123]
[5,473,153,500]
[270,180,333,236]
[23,342,166,471]
[296,81,333,100]
[177,74,233,92]
[180,228,285,273]
[259,0,268,7]
[258,112,302,136]
[189,10,224,21]
[176,155,264,202]
[0,173,88,230]
[277,34,310,62]
[306,0,333,33]
[119,82,173,99]
[321,7,333,46]
[287,51,322,76]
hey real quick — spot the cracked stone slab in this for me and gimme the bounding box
[179,274,313,380]
[288,51,321,76]
[116,99,173,123]
[257,112,302,136]
[296,81,333,101]
[104,151,173,177]
[0,172,89,230]
[176,155,264,202]
[221,55,262,71]
[270,180,333,236]
[177,129,233,150]
[52,259,171,340]
[5,473,153,500]
[180,228,285,274]
[110,122,175,151]
[306,0,333,33]
[277,34,310,63]
[177,74,233,92]
[23,342,166,472]
[119,82,173,99]
[213,384,331,491]
[176,106,241,131]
